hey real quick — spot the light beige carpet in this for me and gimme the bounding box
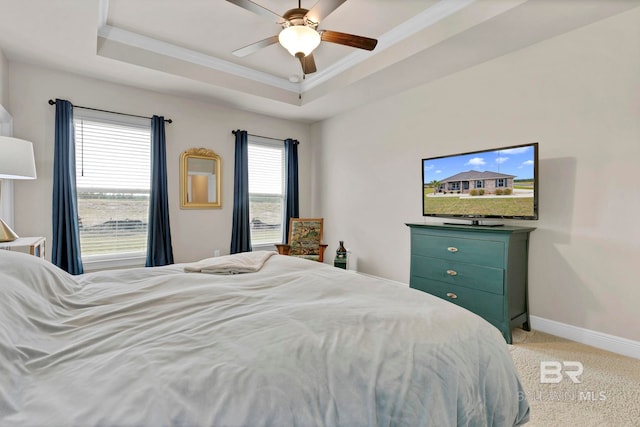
[508,329,640,426]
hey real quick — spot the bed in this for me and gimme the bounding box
[0,250,529,426]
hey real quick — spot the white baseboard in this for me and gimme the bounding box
[530,315,640,360]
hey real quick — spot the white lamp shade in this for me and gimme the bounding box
[278,26,321,57]
[0,136,37,179]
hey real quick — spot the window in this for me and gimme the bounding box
[248,137,285,247]
[475,180,484,189]
[74,110,151,265]
[496,178,507,187]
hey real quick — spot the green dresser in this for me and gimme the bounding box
[406,223,535,343]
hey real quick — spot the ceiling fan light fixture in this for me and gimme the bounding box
[278,25,321,57]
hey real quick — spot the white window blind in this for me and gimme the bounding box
[74,111,151,261]
[248,138,284,246]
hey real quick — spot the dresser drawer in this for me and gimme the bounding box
[411,233,505,268]
[411,277,504,323]
[411,255,504,295]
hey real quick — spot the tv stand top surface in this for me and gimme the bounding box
[444,220,504,227]
[406,222,536,234]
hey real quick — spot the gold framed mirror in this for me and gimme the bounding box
[180,148,221,209]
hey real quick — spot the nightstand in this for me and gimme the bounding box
[0,236,46,258]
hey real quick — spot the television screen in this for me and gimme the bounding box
[422,142,538,222]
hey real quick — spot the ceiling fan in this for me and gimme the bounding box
[226,0,378,75]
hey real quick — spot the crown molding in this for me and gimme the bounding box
[97,25,301,93]
[301,0,476,92]
[98,0,109,28]
[96,0,476,95]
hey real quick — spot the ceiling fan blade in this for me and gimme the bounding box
[226,0,282,21]
[297,53,317,75]
[320,30,378,51]
[232,35,280,57]
[305,0,347,24]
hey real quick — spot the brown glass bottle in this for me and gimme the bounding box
[336,241,347,259]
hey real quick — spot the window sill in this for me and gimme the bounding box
[82,252,146,272]
[252,243,280,252]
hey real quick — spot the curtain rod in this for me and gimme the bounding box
[231,130,298,143]
[47,99,172,123]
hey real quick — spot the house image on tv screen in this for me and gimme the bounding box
[435,170,515,195]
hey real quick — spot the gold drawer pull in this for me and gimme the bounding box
[447,247,458,253]
[446,269,458,276]
[446,292,458,299]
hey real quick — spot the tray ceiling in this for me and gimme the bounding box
[0,0,638,122]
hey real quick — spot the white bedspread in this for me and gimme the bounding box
[0,250,529,426]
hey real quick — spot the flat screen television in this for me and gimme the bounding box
[422,142,538,225]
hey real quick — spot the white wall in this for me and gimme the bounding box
[0,48,15,227]
[8,63,312,263]
[0,48,8,107]
[312,7,640,342]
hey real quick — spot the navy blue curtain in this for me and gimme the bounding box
[230,130,251,254]
[283,138,299,241]
[52,99,83,274]
[146,116,174,267]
